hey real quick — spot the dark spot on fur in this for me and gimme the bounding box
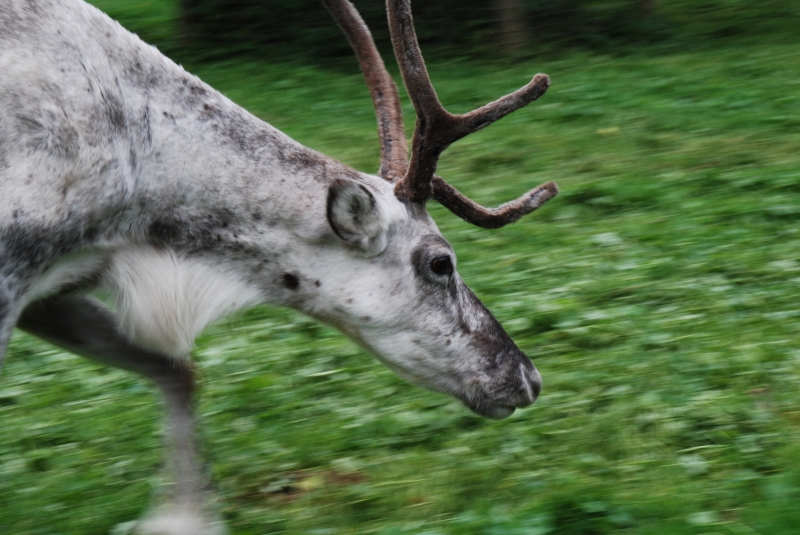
[346,298,353,304]
[1,221,91,279]
[283,273,299,290]
[148,217,182,245]
[446,339,451,346]
[123,55,164,90]
[314,280,321,287]
[19,111,79,158]
[145,208,262,259]
[82,224,100,242]
[200,102,222,122]
[132,105,152,150]
[100,89,126,132]
[189,83,207,96]
[361,316,371,322]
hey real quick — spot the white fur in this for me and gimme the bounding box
[105,248,261,356]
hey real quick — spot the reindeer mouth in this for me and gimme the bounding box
[461,398,517,419]
[460,364,541,419]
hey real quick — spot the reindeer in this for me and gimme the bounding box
[0,0,558,532]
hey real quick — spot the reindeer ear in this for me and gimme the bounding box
[327,179,389,257]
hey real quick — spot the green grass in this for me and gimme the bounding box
[2,2,800,534]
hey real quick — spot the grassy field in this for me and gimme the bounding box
[2,2,800,534]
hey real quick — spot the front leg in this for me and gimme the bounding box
[18,295,226,535]
[0,283,21,372]
[0,317,12,372]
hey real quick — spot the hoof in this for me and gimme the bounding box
[113,507,226,535]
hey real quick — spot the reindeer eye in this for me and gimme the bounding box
[430,256,453,276]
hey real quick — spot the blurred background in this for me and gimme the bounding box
[2,0,800,533]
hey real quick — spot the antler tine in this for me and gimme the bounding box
[387,0,552,206]
[432,177,559,229]
[386,0,446,202]
[321,0,408,182]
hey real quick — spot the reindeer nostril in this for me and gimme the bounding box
[521,364,542,404]
[529,368,542,399]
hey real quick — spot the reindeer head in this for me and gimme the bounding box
[299,0,558,419]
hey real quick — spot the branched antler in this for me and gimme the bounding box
[321,0,408,181]
[432,178,559,229]
[386,0,551,204]
[323,0,558,228]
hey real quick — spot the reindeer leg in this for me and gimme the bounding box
[0,281,22,374]
[0,317,11,373]
[17,295,226,535]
